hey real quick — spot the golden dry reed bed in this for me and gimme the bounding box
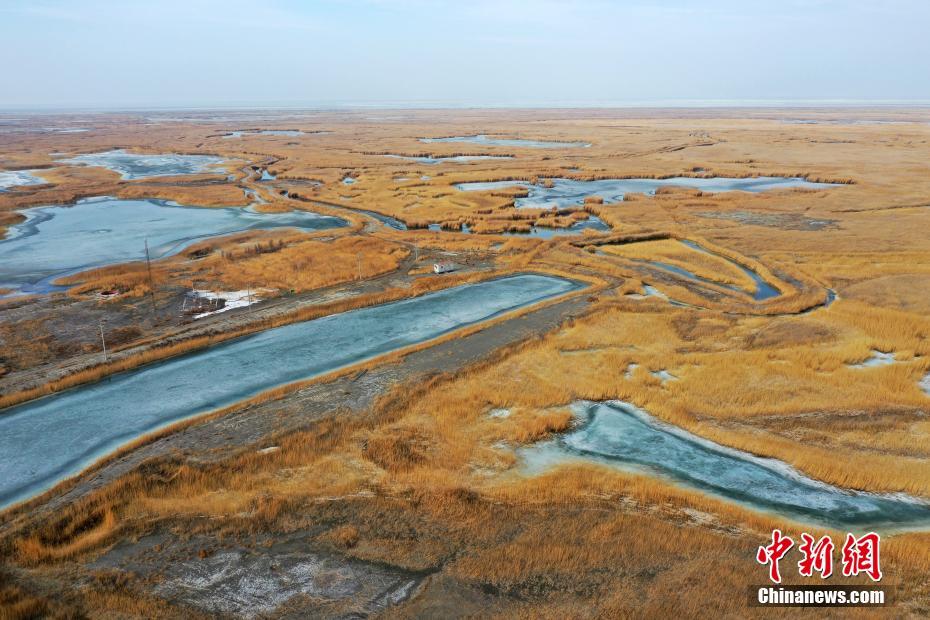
[2,108,930,616]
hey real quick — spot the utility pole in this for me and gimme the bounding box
[99,323,108,362]
[144,238,157,319]
[357,253,362,280]
[414,243,419,262]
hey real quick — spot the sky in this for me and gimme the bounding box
[1,0,929,109]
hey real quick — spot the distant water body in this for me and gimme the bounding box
[456,176,838,209]
[421,134,590,148]
[58,149,226,179]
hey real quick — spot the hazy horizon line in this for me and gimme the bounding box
[4,99,930,115]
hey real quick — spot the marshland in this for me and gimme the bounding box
[2,106,930,618]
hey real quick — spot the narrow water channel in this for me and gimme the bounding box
[519,401,930,529]
[607,239,782,302]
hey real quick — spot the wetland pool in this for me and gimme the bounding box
[58,149,226,179]
[0,274,581,507]
[0,198,347,292]
[455,176,838,210]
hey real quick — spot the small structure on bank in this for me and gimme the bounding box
[433,261,457,274]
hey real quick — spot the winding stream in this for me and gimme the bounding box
[0,274,581,507]
[640,240,780,301]
[520,401,930,529]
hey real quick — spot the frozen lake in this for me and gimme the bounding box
[521,401,930,529]
[421,135,590,148]
[456,176,838,209]
[0,198,347,292]
[58,149,226,179]
[0,274,580,507]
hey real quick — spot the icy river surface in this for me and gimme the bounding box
[0,274,580,507]
[520,401,930,529]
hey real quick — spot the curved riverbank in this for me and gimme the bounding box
[520,401,930,530]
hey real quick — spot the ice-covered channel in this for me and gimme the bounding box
[0,274,581,507]
[641,239,781,301]
[519,401,930,529]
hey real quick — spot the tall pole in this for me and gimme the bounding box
[99,323,108,362]
[145,238,157,319]
[357,253,362,280]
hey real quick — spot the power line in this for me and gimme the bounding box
[144,238,157,319]
[99,322,108,363]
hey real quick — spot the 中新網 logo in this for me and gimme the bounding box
[757,530,882,583]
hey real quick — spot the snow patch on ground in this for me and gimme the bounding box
[153,549,418,616]
[651,369,678,383]
[488,408,511,419]
[193,289,267,319]
[625,284,666,300]
[849,350,897,369]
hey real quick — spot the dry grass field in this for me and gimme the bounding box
[2,107,930,617]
